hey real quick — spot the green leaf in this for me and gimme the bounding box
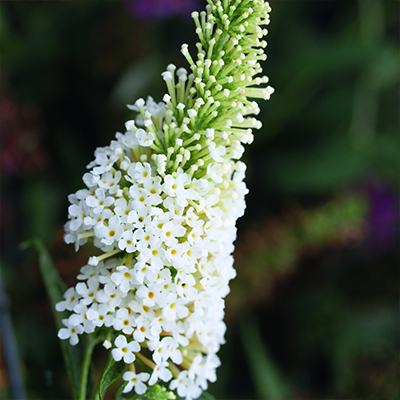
[20,238,86,400]
[123,384,176,400]
[98,357,126,400]
[240,317,292,399]
[200,391,216,400]
[115,381,129,400]
[266,139,368,195]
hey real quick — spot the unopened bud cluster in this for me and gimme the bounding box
[57,1,273,398]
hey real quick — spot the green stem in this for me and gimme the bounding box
[94,391,101,400]
[78,336,98,400]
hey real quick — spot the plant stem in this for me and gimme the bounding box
[78,336,97,400]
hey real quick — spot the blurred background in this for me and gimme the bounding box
[0,0,398,399]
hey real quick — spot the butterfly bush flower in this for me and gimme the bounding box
[57,0,274,398]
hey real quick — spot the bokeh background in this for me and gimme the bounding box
[1,0,398,399]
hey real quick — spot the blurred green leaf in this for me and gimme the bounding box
[284,40,381,86]
[240,317,292,399]
[369,45,399,90]
[109,56,162,109]
[22,179,58,242]
[267,139,368,194]
[366,131,399,184]
[200,391,216,400]
[20,238,86,400]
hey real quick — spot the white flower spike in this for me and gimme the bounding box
[57,1,273,398]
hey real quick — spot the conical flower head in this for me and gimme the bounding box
[58,1,273,398]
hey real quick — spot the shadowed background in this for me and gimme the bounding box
[1,0,398,399]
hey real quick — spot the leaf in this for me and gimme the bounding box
[123,384,176,400]
[240,317,292,399]
[115,381,129,400]
[20,238,67,317]
[98,357,126,400]
[20,238,86,400]
[108,56,161,109]
[265,139,368,195]
[200,391,216,400]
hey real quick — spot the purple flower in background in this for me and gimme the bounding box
[127,0,200,21]
[367,181,398,250]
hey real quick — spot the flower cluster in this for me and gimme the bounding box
[57,1,273,398]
